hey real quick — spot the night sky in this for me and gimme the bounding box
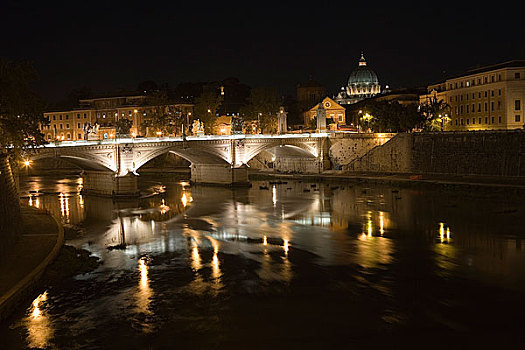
[3,1,525,102]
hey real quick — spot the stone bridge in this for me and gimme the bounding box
[27,133,331,195]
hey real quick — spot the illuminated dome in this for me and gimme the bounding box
[335,52,381,105]
[348,54,379,86]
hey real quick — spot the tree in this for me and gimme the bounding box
[357,100,426,133]
[419,98,451,131]
[0,59,47,156]
[240,87,280,134]
[193,91,223,134]
[115,118,133,136]
[141,91,182,136]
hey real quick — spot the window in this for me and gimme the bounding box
[497,101,501,110]
[484,91,488,98]
[77,123,81,128]
[461,118,464,125]
[498,116,501,123]
[491,76,495,82]
[478,103,481,112]
[484,102,488,112]
[59,124,63,129]
[485,117,488,124]
[515,100,521,111]
[484,77,488,83]
[460,105,464,114]
[65,114,69,120]
[472,93,475,99]
[498,89,502,96]
[455,119,458,126]
[466,94,469,101]
[77,114,80,119]
[479,117,482,124]
[466,118,469,125]
[78,133,82,139]
[53,115,56,120]
[455,96,458,102]
[466,105,469,113]
[498,74,501,81]
[491,90,494,97]
[478,92,481,98]
[83,113,87,119]
[516,115,521,122]
[515,72,521,80]
[478,78,481,84]
[66,123,70,129]
[472,104,475,112]
[491,102,494,111]
[67,133,71,140]
[492,117,495,124]
[472,118,475,124]
[59,115,62,120]
[460,95,463,101]
[466,81,470,87]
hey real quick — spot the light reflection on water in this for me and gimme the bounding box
[9,175,525,346]
[26,292,53,349]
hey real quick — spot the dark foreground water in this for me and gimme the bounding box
[2,175,525,348]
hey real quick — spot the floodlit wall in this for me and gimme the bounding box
[344,130,525,177]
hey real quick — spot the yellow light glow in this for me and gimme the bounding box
[181,193,188,207]
[379,211,384,235]
[283,239,289,255]
[263,235,267,246]
[24,160,31,167]
[26,291,53,349]
[439,222,445,243]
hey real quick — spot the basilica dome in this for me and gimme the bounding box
[348,54,379,86]
[335,52,381,105]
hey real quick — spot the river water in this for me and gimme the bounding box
[2,175,525,348]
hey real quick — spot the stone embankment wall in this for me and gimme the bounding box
[344,130,525,177]
[328,133,395,169]
[0,154,22,259]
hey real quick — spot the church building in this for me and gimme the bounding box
[335,53,381,105]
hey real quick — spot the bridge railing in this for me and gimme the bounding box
[41,132,335,148]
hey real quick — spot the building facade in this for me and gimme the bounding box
[420,60,525,131]
[304,97,346,127]
[42,95,193,141]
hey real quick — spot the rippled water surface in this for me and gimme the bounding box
[2,175,525,348]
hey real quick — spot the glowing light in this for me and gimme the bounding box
[263,235,267,246]
[159,199,170,214]
[439,222,445,243]
[181,193,188,207]
[272,185,277,207]
[379,211,384,235]
[446,227,451,240]
[26,291,53,349]
[367,220,372,237]
[283,239,289,255]
[191,240,201,271]
[23,160,31,167]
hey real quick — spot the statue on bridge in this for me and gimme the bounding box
[192,119,205,136]
[83,122,100,140]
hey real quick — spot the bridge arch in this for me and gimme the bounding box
[132,145,231,173]
[28,151,117,172]
[241,139,319,165]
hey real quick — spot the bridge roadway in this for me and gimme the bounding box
[28,133,332,196]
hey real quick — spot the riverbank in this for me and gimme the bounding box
[250,170,525,193]
[0,206,64,321]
